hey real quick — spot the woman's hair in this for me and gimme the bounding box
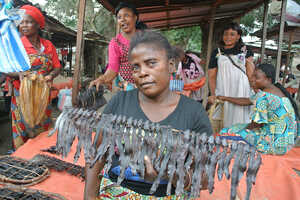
[220,22,244,48]
[257,63,299,119]
[115,2,147,30]
[129,31,175,60]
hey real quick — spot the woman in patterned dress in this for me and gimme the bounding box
[6,5,61,149]
[218,64,299,155]
[89,2,146,91]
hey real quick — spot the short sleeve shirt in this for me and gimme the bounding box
[208,45,253,69]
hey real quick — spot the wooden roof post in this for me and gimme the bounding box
[282,29,295,87]
[261,0,269,63]
[72,0,87,106]
[275,0,287,82]
[203,7,216,108]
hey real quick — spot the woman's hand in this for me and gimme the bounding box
[217,96,227,101]
[44,74,53,82]
[208,95,217,104]
[89,76,105,91]
[144,155,158,182]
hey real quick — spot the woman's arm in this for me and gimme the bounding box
[84,158,106,200]
[246,121,263,130]
[45,68,61,81]
[217,96,252,106]
[6,72,20,79]
[245,56,255,80]
[84,132,105,200]
[208,68,217,104]
[89,69,118,90]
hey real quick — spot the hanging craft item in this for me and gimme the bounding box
[19,73,50,130]
[0,155,49,186]
[0,185,66,200]
[0,0,31,73]
[50,105,263,200]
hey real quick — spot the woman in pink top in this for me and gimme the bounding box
[90,2,146,91]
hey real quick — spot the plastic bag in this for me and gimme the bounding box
[57,88,72,111]
[0,0,31,73]
[19,73,50,131]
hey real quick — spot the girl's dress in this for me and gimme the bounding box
[11,36,61,149]
[219,91,297,155]
[209,45,253,127]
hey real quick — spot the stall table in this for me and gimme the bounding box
[6,131,300,200]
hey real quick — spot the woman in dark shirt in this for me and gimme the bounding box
[84,31,212,199]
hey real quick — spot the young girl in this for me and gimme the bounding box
[84,31,212,199]
[218,64,299,155]
[208,22,255,128]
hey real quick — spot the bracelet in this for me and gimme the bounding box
[183,170,192,190]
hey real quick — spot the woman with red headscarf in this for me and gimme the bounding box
[6,5,61,150]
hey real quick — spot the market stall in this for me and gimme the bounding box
[2,130,299,200]
[5,131,85,200]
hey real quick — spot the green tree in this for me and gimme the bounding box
[163,26,202,52]
[44,0,115,38]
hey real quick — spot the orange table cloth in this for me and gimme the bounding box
[196,147,300,200]
[10,131,300,200]
[12,131,85,200]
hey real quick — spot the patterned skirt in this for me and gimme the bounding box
[98,177,189,200]
[11,89,52,150]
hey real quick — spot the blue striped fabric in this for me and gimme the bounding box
[169,79,184,91]
[0,3,31,72]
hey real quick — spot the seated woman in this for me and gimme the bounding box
[218,64,299,155]
[84,31,212,199]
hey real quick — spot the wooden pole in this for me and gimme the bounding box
[203,7,216,108]
[275,0,287,82]
[72,0,87,106]
[261,0,269,63]
[69,43,72,76]
[282,30,295,87]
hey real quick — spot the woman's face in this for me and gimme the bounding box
[251,69,270,90]
[117,7,137,34]
[130,43,174,98]
[223,28,240,48]
[19,14,39,37]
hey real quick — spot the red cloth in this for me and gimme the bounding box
[21,36,61,69]
[12,36,61,90]
[195,147,300,200]
[20,5,45,29]
[183,77,206,91]
[11,131,300,200]
[12,131,85,200]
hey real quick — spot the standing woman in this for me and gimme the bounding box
[7,5,61,149]
[89,2,146,91]
[208,22,255,127]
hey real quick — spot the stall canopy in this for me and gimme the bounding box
[97,0,265,29]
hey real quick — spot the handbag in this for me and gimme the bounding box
[208,100,224,134]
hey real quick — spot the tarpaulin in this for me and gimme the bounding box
[10,131,300,200]
[12,131,85,200]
